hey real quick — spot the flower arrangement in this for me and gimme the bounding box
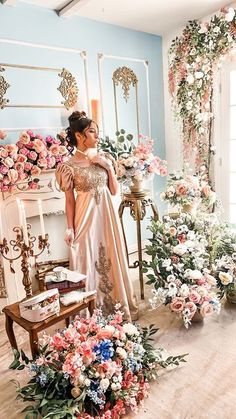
[213,231,236,299]
[0,130,71,192]
[160,170,216,209]
[168,7,236,171]
[144,213,221,328]
[116,135,167,184]
[11,305,186,418]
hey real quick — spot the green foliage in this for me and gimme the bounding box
[98,129,134,160]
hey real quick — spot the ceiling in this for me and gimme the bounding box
[2,0,235,35]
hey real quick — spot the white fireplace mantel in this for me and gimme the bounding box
[0,169,68,310]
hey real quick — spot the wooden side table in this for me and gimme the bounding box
[3,293,96,358]
[118,190,159,300]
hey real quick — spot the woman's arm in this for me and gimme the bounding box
[65,190,76,229]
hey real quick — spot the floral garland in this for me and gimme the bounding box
[168,7,236,173]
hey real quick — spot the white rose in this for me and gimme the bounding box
[100,378,110,391]
[186,74,194,84]
[179,284,190,298]
[225,8,235,22]
[104,325,115,335]
[116,347,127,359]
[197,286,208,297]
[123,323,139,336]
[195,71,204,79]
[219,271,233,285]
[189,270,203,280]
[173,244,187,256]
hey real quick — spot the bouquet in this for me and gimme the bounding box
[0,130,71,192]
[145,213,221,328]
[117,135,167,184]
[11,305,186,418]
[160,170,216,209]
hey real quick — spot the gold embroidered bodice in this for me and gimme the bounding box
[68,162,108,203]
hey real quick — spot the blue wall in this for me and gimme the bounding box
[0,3,166,244]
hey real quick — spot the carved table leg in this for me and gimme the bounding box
[5,315,18,350]
[88,297,96,316]
[29,330,39,358]
[65,317,70,327]
[136,201,144,300]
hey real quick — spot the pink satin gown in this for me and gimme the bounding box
[56,155,138,320]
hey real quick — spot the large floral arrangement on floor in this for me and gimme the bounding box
[144,213,221,328]
[0,130,71,192]
[116,135,167,183]
[160,169,216,209]
[11,305,186,418]
[213,230,236,298]
[168,6,236,171]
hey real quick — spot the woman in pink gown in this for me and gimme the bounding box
[56,111,138,320]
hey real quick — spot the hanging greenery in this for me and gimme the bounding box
[168,7,236,174]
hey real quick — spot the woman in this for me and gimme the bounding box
[56,111,138,320]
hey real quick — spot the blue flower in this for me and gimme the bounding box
[93,339,114,362]
[36,372,48,387]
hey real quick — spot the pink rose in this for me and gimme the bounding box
[200,302,214,317]
[176,184,188,196]
[7,169,19,183]
[0,148,8,158]
[185,301,197,318]
[37,158,47,168]
[18,172,28,180]
[0,130,7,140]
[47,156,56,168]
[4,157,14,168]
[24,162,33,171]
[19,131,30,144]
[28,151,37,161]
[97,329,114,340]
[1,185,9,192]
[31,166,41,176]
[14,162,24,172]
[17,154,27,163]
[196,278,206,285]
[28,181,39,190]
[50,144,60,155]
[189,290,201,304]
[59,145,68,155]
[202,185,211,197]
[5,144,18,155]
[170,297,185,313]
[34,138,46,153]
[0,165,9,175]
[39,150,48,158]
[18,147,29,156]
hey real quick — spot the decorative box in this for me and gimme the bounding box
[19,289,60,323]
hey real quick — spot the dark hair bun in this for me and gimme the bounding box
[69,111,87,124]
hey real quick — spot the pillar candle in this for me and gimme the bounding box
[91,99,100,124]
[21,201,29,247]
[38,199,45,239]
[16,198,23,228]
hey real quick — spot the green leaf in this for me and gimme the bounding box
[115,131,120,136]
[120,129,125,134]
[9,359,21,370]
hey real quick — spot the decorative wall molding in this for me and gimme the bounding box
[97,53,151,138]
[0,38,91,117]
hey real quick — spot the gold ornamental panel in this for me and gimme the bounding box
[112,66,138,102]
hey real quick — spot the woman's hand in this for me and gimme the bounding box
[91,154,114,172]
[64,228,74,246]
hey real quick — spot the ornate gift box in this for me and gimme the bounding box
[19,289,60,322]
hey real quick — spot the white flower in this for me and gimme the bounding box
[167,282,177,296]
[186,101,193,110]
[116,347,127,359]
[111,383,118,391]
[186,74,194,84]
[173,244,187,256]
[123,323,139,336]
[199,23,208,34]
[179,284,190,298]
[104,325,115,335]
[213,26,220,33]
[167,274,176,282]
[219,271,233,285]
[189,270,203,280]
[84,378,91,387]
[162,258,172,268]
[225,7,235,22]
[195,71,204,79]
[78,374,86,385]
[100,378,110,391]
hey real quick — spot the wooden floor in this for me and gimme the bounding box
[1,253,236,419]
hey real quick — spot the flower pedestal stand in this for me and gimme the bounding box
[118,190,159,300]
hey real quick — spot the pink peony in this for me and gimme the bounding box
[170,297,185,313]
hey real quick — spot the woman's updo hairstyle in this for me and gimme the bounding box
[66,111,93,147]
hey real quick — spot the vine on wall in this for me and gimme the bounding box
[168,7,236,176]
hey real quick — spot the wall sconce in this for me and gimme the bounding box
[91,99,100,124]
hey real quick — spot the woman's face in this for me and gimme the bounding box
[76,122,99,150]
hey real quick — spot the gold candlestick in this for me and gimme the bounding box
[0,225,50,299]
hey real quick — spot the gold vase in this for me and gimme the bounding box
[130,178,144,193]
[181,203,195,214]
[191,310,204,322]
